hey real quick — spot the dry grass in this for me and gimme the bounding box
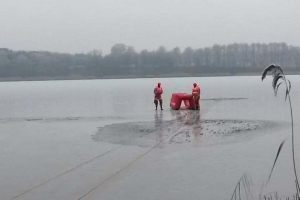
[231,64,299,200]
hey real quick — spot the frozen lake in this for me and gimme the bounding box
[0,75,299,200]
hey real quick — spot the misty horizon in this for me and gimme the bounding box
[1,0,300,55]
[1,41,297,56]
[1,42,299,82]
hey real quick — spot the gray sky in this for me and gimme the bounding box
[0,0,299,55]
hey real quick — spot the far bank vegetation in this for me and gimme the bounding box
[0,43,299,80]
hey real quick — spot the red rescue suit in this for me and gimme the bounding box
[192,84,200,110]
[154,86,163,100]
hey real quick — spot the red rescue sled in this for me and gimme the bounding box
[170,93,196,110]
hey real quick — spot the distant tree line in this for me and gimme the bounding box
[0,42,299,79]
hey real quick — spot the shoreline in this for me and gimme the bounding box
[0,71,299,82]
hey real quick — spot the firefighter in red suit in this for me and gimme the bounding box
[192,83,200,110]
[154,82,163,110]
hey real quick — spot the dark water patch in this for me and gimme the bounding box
[91,118,284,147]
[169,119,276,145]
[92,120,182,147]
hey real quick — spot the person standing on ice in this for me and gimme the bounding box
[154,82,163,110]
[192,83,200,110]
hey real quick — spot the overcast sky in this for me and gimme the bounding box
[0,0,299,55]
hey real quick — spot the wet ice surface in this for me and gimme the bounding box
[93,115,281,147]
[0,116,125,123]
[168,119,275,145]
[0,76,299,200]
